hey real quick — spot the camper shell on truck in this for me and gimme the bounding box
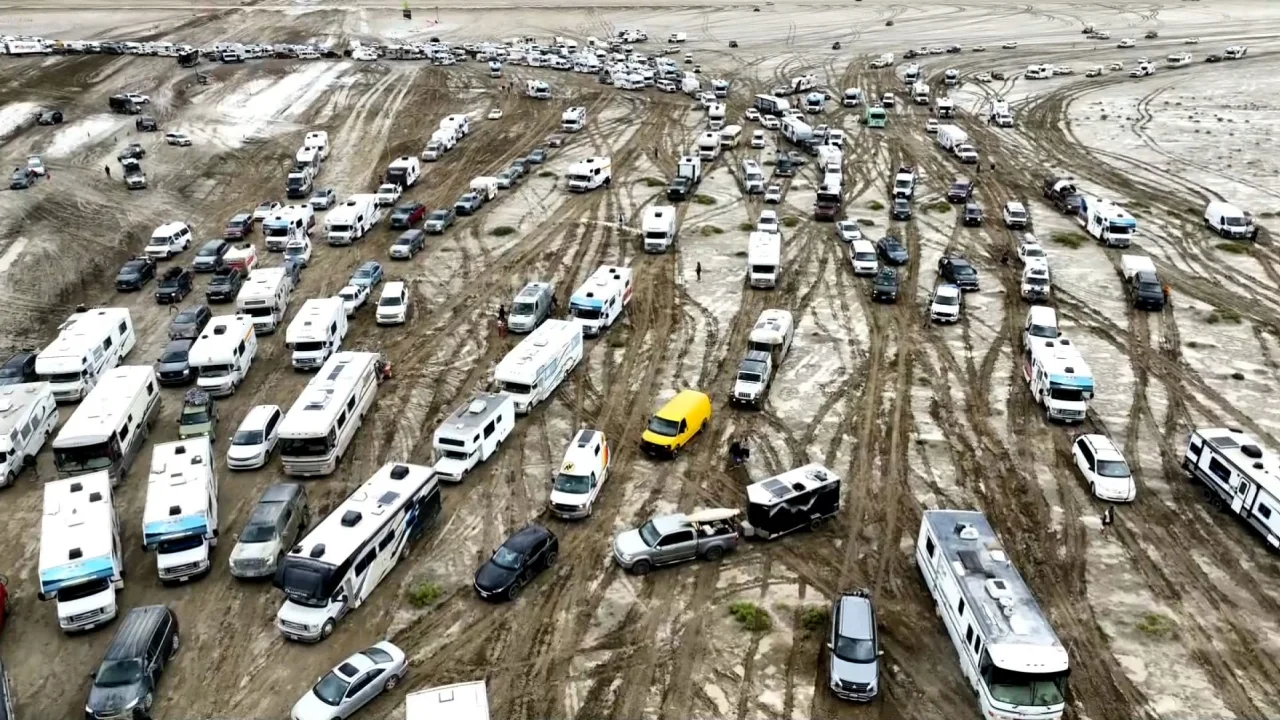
[741,464,842,539]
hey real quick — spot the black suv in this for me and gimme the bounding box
[155,339,195,386]
[667,176,693,201]
[168,304,211,340]
[116,256,157,291]
[938,255,980,291]
[155,267,193,304]
[891,197,912,220]
[0,351,37,386]
[206,266,243,303]
[876,236,910,266]
[947,177,974,203]
[85,605,180,720]
[963,202,984,226]
[871,268,900,303]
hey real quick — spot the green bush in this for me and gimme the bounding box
[694,194,717,205]
[781,216,799,228]
[729,601,773,633]
[407,582,443,608]
[537,170,556,178]
[490,226,517,237]
[926,201,953,213]
[738,221,755,231]
[1215,241,1250,254]
[866,200,884,211]
[1050,232,1088,249]
[643,177,665,187]
[701,225,723,236]
[1136,612,1177,639]
[800,605,830,633]
[1206,308,1242,324]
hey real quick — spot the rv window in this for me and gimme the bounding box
[237,341,246,355]
[118,321,127,334]
[27,414,41,436]
[1207,457,1232,484]
[146,381,155,396]
[378,530,396,552]
[346,395,356,412]
[483,420,496,439]
[1076,440,1095,467]
[973,637,982,655]
[925,535,936,557]
[337,410,348,429]
[1237,480,1249,495]
[1259,504,1272,520]
[102,336,114,352]
[118,424,130,443]
[9,429,20,445]
[354,550,375,575]
[965,625,974,644]
[957,598,966,616]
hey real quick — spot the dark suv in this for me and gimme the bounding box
[827,589,881,702]
[938,255,980,291]
[206,266,243,303]
[223,213,254,239]
[871,268,900,303]
[115,256,157,291]
[947,177,974,203]
[0,352,37,386]
[85,605,179,720]
[963,202,984,226]
[155,339,195,386]
[155,267,193,304]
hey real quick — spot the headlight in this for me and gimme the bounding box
[123,697,140,710]
[617,552,631,562]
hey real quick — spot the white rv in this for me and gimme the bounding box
[275,462,441,642]
[142,437,218,583]
[494,319,584,414]
[236,267,293,334]
[842,88,863,107]
[0,382,57,485]
[916,510,1069,720]
[912,81,930,105]
[748,308,795,359]
[440,113,471,138]
[1080,196,1137,247]
[696,131,720,160]
[1024,336,1094,423]
[566,157,611,192]
[569,265,634,337]
[422,128,456,161]
[263,212,308,251]
[642,205,678,253]
[386,155,421,188]
[278,351,380,477]
[188,314,258,396]
[739,161,765,196]
[561,106,587,132]
[325,194,380,246]
[303,130,330,159]
[286,298,348,370]
[39,472,124,633]
[748,232,782,289]
[407,682,490,720]
[526,79,552,99]
[548,428,611,519]
[36,308,136,402]
[1183,428,1280,548]
[431,393,516,482]
[1204,201,1253,239]
[52,366,160,485]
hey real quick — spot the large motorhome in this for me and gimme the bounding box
[748,232,782,289]
[278,351,380,477]
[52,366,160,484]
[39,472,124,633]
[1080,196,1137,247]
[561,106,587,132]
[1183,428,1280,549]
[325,194,381,246]
[431,393,515,482]
[748,309,795,359]
[142,438,218,583]
[642,205,678,253]
[741,464,841,539]
[1024,336,1093,423]
[263,212,308,252]
[566,157,611,192]
[741,159,765,194]
[36,307,136,402]
[275,462,441,642]
[286,297,347,370]
[407,681,490,720]
[916,510,1069,720]
[569,265,634,337]
[494,319,584,414]
[236,267,293,334]
[0,382,57,485]
[188,314,257,396]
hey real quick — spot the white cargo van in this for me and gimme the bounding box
[386,155,421,188]
[1204,201,1253,239]
[431,393,515,481]
[188,314,257,396]
[286,298,347,370]
[642,206,678,253]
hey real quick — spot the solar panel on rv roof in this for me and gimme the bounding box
[1210,435,1240,449]
[762,478,790,499]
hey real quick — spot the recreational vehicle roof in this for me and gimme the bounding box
[434,393,511,443]
[405,681,490,720]
[1195,428,1279,494]
[746,464,841,506]
[0,382,52,437]
[749,309,794,346]
[239,267,289,303]
[53,366,155,449]
[277,352,379,440]
[494,319,581,387]
[570,265,632,308]
[143,438,214,542]
[289,462,437,568]
[922,509,1068,670]
[37,307,131,370]
[286,298,344,345]
[40,471,115,591]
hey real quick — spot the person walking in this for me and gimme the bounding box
[695,261,702,281]
[105,165,111,178]
[1101,505,1115,537]
[1250,224,1261,242]
[1163,282,1173,307]
[496,303,508,337]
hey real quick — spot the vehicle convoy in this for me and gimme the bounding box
[613,508,741,574]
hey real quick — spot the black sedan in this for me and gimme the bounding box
[0,352,37,386]
[876,236,910,266]
[117,143,146,161]
[37,110,64,126]
[474,524,558,602]
[389,202,427,229]
[871,267,900,303]
[116,256,157,291]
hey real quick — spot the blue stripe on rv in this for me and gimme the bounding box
[39,555,116,593]
[1048,374,1094,391]
[143,513,209,544]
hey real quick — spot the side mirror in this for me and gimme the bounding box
[826,642,834,651]
[878,650,885,657]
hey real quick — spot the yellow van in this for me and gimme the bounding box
[640,389,712,457]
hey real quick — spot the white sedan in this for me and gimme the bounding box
[487,108,503,119]
[124,92,151,104]
[975,72,992,83]
[1073,434,1135,502]
[835,220,862,243]
[925,118,939,133]
[745,107,760,122]
[1054,65,1074,75]
[1184,37,1200,45]
[338,284,370,315]
[1002,41,1019,49]
[164,132,192,146]
[972,45,986,52]
[291,642,408,720]
[763,184,782,204]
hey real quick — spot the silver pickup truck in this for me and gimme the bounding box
[613,508,740,575]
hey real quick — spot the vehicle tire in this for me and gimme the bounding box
[545,550,558,568]
[631,560,651,576]
[507,582,522,601]
[4,471,14,488]
[320,619,335,639]
[704,545,724,561]
[808,517,825,532]
[1089,483,1096,499]
[139,693,154,719]
[383,672,401,692]
[170,632,180,658]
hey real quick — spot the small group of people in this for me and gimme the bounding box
[728,436,751,466]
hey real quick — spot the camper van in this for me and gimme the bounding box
[431,393,515,482]
[561,106,587,132]
[263,213,307,252]
[548,428,611,519]
[642,206,678,253]
[741,464,841,539]
[188,314,257,396]
[507,282,556,333]
[566,157,611,192]
[1080,196,1137,247]
[36,308,136,402]
[236,267,293,334]
[1024,336,1094,423]
[569,265,634,337]
[142,437,218,583]
[277,352,380,477]
[719,124,743,149]
[526,79,552,99]
[742,159,765,194]
[325,194,380,246]
[39,472,124,633]
[494,319,584,413]
[52,366,160,484]
[753,94,791,116]
[286,298,348,370]
[748,232,782,289]
[275,462,440,641]
[0,382,57,485]
[842,88,863,107]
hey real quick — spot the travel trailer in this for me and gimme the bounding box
[0,382,57,485]
[1183,428,1280,548]
[493,319,584,413]
[431,393,515,482]
[741,464,841,539]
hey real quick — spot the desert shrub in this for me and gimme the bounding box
[694,194,716,205]
[407,582,443,608]
[1050,232,1088,249]
[729,601,773,633]
[490,226,516,237]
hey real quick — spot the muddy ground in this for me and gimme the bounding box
[3,0,1280,718]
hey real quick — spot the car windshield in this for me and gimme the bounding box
[1024,246,1045,257]
[638,520,662,547]
[738,371,763,384]
[1096,459,1130,478]
[491,545,523,570]
[158,535,205,553]
[512,302,536,315]
[647,416,680,436]
[42,371,82,384]
[240,519,277,543]
[181,407,211,424]
[199,364,231,378]
[160,349,188,363]
[554,472,591,494]
[571,305,602,321]
[429,212,448,221]
[95,659,144,688]
[57,576,110,601]
[856,252,878,262]
[175,309,201,323]
[233,429,264,445]
[0,364,22,378]
[986,668,1067,707]
[1049,387,1085,402]
[312,672,350,706]
[953,264,976,276]
[935,293,959,306]
[836,636,877,663]
[198,244,221,256]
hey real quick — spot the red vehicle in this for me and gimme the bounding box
[0,574,9,634]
